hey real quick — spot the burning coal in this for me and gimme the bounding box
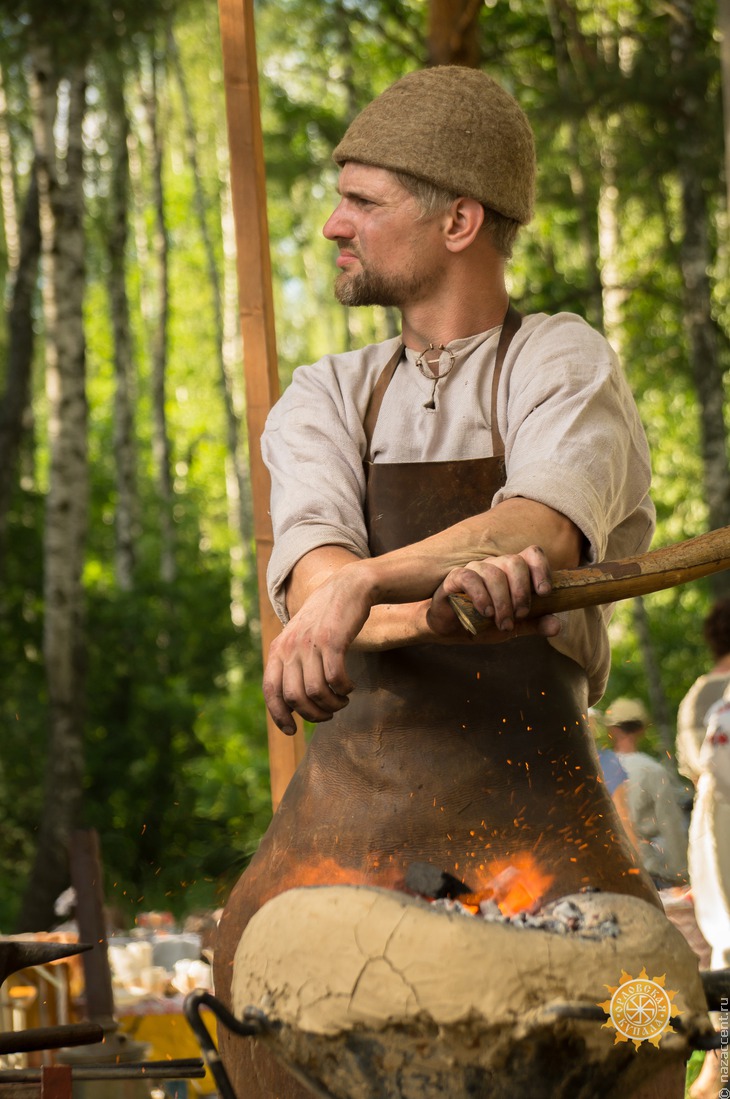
[405,858,620,938]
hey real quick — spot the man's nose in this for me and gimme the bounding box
[323,202,352,241]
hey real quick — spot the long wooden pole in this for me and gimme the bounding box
[449,526,730,634]
[217,0,305,808]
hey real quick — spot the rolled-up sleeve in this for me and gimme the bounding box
[492,315,654,564]
[262,357,372,622]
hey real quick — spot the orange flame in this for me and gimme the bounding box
[264,852,552,920]
[462,853,554,917]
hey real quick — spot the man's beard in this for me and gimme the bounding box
[334,258,437,308]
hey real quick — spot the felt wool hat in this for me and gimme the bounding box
[333,66,536,225]
[604,697,650,727]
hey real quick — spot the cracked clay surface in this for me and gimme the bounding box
[231,884,706,1040]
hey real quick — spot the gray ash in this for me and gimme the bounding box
[428,893,620,939]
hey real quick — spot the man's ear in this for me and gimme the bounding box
[443,197,485,252]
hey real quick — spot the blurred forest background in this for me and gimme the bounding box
[0,0,729,933]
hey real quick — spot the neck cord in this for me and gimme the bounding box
[414,344,456,410]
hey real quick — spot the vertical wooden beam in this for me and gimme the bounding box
[68,828,116,1027]
[427,0,481,67]
[216,0,305,808]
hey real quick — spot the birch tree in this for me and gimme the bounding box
[670,0,730,570]
[169,29,252,621]
[141,46,176,585]
[0,64,19,282]
[104,56,139,593]
[19,45,89,930]
[718,0,730,215]
[544,0,604,329]
[0,164,39,560]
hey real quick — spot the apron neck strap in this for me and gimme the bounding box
[491,302,522,457]
[363,344,403,465]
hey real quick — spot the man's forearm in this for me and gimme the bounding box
[267,496,579,731]
[285,545,432,649]
[287,497,581,612]
[358,497,581,604]
[283,497,580,651]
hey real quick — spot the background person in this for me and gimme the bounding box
[588,706,638,849]
[605,696,688,888]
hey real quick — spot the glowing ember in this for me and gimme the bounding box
[461,854,554,917]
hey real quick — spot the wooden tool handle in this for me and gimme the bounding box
[448,526,730,635]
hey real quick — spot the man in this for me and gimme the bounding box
[588,706,639,849]
[605,696,688,887]
[216,67,673,1098]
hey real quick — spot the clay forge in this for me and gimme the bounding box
[231,878,709,1099]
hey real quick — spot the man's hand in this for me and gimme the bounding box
[263,566,374,735]
[263,507,580,732]
[426,545,561,638]
[264,545,564,733]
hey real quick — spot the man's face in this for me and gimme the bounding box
[322,163,446,308]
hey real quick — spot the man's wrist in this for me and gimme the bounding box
[338,556,379,610]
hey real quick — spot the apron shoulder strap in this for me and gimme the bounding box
[362,302,523,465]
[363,344,403,465]
[490,302,522,458]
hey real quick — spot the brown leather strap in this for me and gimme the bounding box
[363,302,523,464]
[490,302,522,457]
[363,344,403,465]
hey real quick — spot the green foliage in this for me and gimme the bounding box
[0,471,272,929]
[0,491,47,927]
[0,0,183,68]
[83,573,272,921]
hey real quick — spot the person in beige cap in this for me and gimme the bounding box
[261,65,654,723]
[216,68,669,1099]
[605,696,688,887]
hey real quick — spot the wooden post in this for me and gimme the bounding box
[68,829,116,1028]
[216,0,306,808]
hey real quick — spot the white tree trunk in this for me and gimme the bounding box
[671,0,730,561]
[142,51,175,585]
[20,44,89,930]
[170,29,252,623]
[0,167,40,554]
[105,60,138,592]
[0,63,19,283]
[221,166,252,625]
[718,0,730,216]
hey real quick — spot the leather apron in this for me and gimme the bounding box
[216,310,657,1095]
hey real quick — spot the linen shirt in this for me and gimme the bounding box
[262,311,655,703]
[618,752,688,883]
